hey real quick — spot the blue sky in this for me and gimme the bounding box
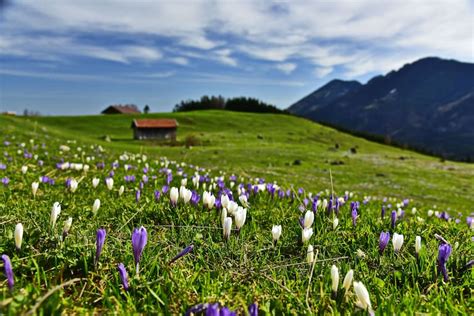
[0,0,473,115]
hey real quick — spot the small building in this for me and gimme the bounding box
[102,104,141,114]
[131,119,178,141]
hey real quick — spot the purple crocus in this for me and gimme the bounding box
[391,211,397,229]
[162,185,169,194]
[379,231,390,254]
[170,244,194,264]
[438,243,452,282]
[154,190,161,201]
[467,217,473,229]
[95,228,106,265]
[135,189,141,203]
[1,255,14,290]
[132,226,147,275]
[248,303,258,316]
[381,205,386,219]
[352,207,358,227]
[1,177,9,186]
[117,263,129,291]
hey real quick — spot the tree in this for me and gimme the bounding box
[144,105,150,114]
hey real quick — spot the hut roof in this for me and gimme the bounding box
[131,119,178,129]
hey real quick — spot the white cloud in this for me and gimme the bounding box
[314,66,333,78]
[276,63,297,74]
[1,0,472,78]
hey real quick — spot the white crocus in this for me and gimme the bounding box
[343,269,354,294]
[221,208,228,227]
[234,207,247,230]
[32,182,39,197]
[322,199,328,210]
[63,217,73,237]
[272,225,282,244]
[307,245,314,263]
[221,194,230,209]
[170,187,179,204]
[181,178,187,187]
[333,217,339,230]
[331,265,339,293]
[15,223,23,250]
[118,185,124,196]
[69,179,78,193]
[203,191,216,209]
[303,211,314,228]
[182,188,192,204]
[92,178,100,188]
[302,228,313,243]
[21,165,28,174]
[223,217,232,241]
[415,236,422,255]
[353,281,372,312]
[92,199,101,215]
[392,233,404,252]
[106,177,114,190]
[239,195,249,208]
[50,202,61,229]
[227,201,238,216]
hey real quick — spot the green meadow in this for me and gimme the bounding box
[0,111,472,315]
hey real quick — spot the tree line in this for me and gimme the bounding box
[173,95,288,114]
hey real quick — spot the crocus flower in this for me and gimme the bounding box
[50,202,61,229]
[302,228,313,243]
[117,263,129,291]
[170,187,179,205]
[92,178,100,188]
[354,281,372,312]
[69,179,78,193]
[415,236,421,258]
[14,223,23,251]
[379,231,390,253]
[223,217,232,241]
[105,177,114,190]
[234,207,247,231]
[272,225,282,245]
[438,243,452,282]
[343,269,354,294]
[381,205,386,219]
[118,185,124,196]
[21,165,28,174]
[391,211,397,229]
[392,233,404,253]
[352,207,358,227]
[31,182,39,197]
[95,228,106,265]
[132,226,148,274]
[303,210,314,229]
[307,244,314,263]
[62,217,73,240]
[1,177,9,186]
[92,199,101,215]
[154,190,161,201]
[331,265,339,294]
[169,244,194,264]
[248,303,258,316]
[1,254,14,290]
[135,189,141,203]
[333,217,339,230]
[221,194,230,209]
[467,217,473,229]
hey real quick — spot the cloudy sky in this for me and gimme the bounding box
[0,0,473,115]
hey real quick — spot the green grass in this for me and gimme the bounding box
[0,111,472,314]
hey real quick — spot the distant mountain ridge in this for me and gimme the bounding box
[288,57,474,161]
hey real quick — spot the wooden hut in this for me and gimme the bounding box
[131,119,178,140]
[102,105,141,114]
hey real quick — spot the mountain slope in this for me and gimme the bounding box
[289,57,474,161]
[288,79,361,116]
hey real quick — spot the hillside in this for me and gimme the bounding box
[288,57,474,161]
[1,110,473,210]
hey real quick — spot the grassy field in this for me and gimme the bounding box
[0,111,472,314]
[2,110,473,210]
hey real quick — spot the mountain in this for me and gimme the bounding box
[288,57,474,161]
[288,79,362,116]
